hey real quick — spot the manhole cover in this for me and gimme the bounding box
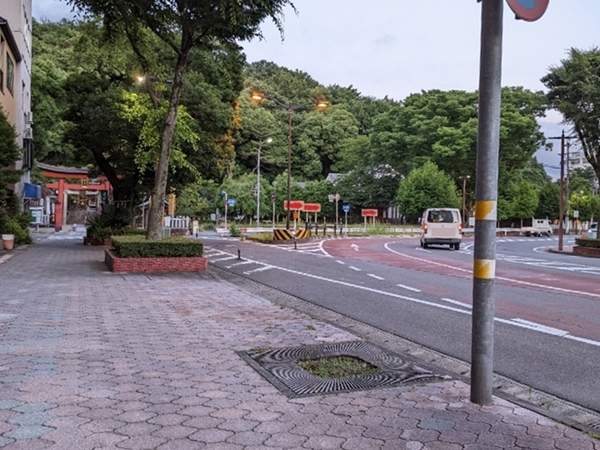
[239,340,446,398]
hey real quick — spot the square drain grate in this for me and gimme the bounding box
[239,340,446,398]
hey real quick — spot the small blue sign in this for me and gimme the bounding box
[227,199,236,206]
[342,204,351,212]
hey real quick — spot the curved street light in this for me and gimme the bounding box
[251,92,329,230]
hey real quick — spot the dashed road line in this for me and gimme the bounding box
[396,284,421,292]
[367,274,384,280]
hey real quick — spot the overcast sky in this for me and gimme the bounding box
[33,0,600,178]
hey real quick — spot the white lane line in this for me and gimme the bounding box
[243,265,274,275]
[336,260,345,265]
[273,264,600,348]
[367,274,384,280]
[208,249,600,348]
[396,284,421,292]
[509,318,568,336]
[383,242,600,299]
[225,260,254,269]
[440,298,472,309]
[211,256,238,262]
[349,266,362,271]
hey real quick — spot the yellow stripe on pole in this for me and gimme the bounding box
[475,200,496,221]
[474,259,496,280]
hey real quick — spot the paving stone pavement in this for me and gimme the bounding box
[0,238,599,449]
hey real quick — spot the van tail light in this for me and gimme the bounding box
[459,224,463,234]
[423,224,428,232]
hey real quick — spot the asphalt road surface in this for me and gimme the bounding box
[200,233,600,414]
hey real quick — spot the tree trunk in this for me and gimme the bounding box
[147,54,188,240]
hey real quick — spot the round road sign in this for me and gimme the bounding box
[506,0,549,22]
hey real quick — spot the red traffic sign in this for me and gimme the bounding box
[361,209,378,217]
[302,203,321,212]
[284,200,304,211]
[506,0,549,22]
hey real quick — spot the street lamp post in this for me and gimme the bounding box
[256,137,272,229]
[251,92,329,230]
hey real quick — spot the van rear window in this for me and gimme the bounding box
[427,210,457,223]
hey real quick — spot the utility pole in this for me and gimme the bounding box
[548,132,577,251]
[471,0,503,406]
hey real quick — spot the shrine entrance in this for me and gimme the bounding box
[37,163,113,232]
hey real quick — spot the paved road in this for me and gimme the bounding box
[201,235,600,415]
[0,237,598,448]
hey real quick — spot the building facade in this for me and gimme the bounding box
[0,0,34,208]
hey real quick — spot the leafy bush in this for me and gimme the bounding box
[229,223,241,237]
[247,232,273,243]
[1,214,32,244]
[202,221,216,231]
[112,235,204,258]
[86,205,132,240]
[575,238,600,249]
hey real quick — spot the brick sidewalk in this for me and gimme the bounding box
[0,238,598,449]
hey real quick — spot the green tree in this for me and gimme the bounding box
[535,182,560,220]
[542,48,600,185]
[0,107,27,239]
[395,161,460,223]
[294,105,359,179]
[511,181,539,222]
[67,0,293,240]
[370,88,546,190]
[336,165,400,214]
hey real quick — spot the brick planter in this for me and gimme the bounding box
[573,246,600,258]
[104,248,208,273]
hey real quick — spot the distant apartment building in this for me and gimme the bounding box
[0,0,34,209]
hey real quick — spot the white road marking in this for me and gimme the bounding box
[383,242,600,299]
[349,266,361,271]
[351,244,359,251]
[396,284,421,292]
[440,298,472,309]
[243,265,274,275]
[207,247,600,348]
[210,256,238,262]
[336,260,345,265]
[367,274,384,280]
[225,260,254,269]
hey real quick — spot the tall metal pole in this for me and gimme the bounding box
[257,140,262,229]
[558,131,565,251]
[286,109,293,230]
[471,0,503,406]
[462,176,468,227]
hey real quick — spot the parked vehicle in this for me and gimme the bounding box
[420,208,462,250]
[583,222,598,239]
[521,218,552,237]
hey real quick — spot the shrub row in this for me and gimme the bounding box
[112,235,204,258]
[575,238,600,249]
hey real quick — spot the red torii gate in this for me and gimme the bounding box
[37,163,112,232]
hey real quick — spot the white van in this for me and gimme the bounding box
[420,208,462,250]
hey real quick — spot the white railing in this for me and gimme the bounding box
[164,216,189,230]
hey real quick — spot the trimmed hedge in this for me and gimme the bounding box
[575,238,600,248]
[112,235,204,258]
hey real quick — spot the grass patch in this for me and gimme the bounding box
[297,355,380,379]
[246,232,274,243]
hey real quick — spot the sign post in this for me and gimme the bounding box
[505,0,549,22]
[361,209,377,231]
[343,204,350,236]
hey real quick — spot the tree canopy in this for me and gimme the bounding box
[543,48,600,185]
